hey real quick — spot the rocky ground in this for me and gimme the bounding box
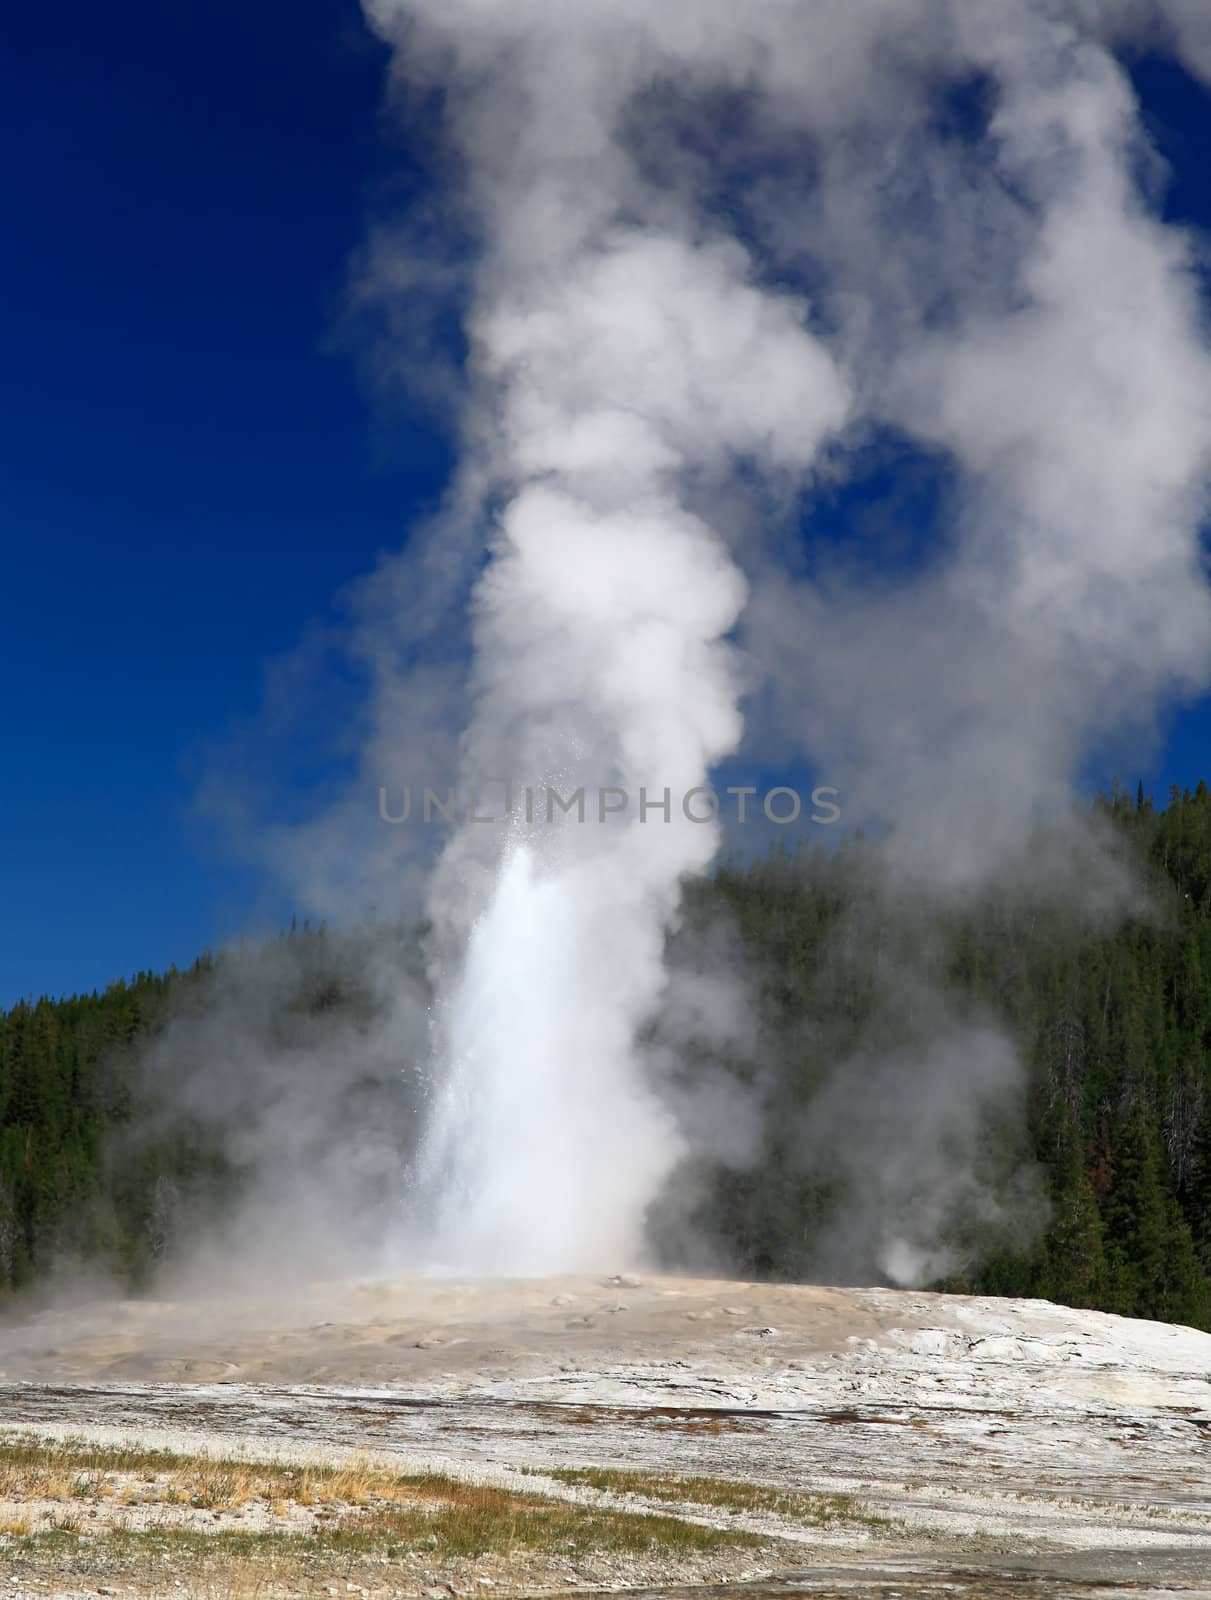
[0,1275,1207,1597]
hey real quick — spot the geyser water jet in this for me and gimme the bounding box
[415,845,684,1273]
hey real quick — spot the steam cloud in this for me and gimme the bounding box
[201,2,1211,1285]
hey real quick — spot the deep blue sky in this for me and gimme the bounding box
[2,1,449,1003]
[2,9,1210,1006]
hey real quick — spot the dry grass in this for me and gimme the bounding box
[0,1436,453,1512]
[0,1435,767,1562]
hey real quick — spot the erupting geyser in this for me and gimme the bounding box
[359,0,1211,1277]
[393,102,849,1273]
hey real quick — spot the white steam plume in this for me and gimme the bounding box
[740,3,1211,884]
[270,0,1211,1279]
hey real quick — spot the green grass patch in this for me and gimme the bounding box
[8,1496,761,1560]
[542,1468,888,1527]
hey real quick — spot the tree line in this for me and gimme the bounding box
[1,782,1209,1327]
